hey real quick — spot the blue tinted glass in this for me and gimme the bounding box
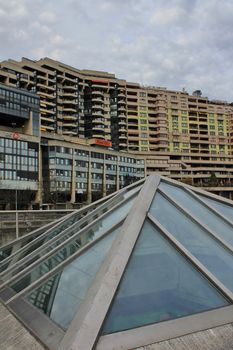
[159,181,233,246]
[150,192,233,292]
[198,194,233,222]
[102,221,228,334]
[27,227,120,329]
[9,196,135,293]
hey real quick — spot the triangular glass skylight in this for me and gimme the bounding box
[0,183,140,276]
[102,220,229,334]
[27,225,121,330]
[149,190,233,292]
[198,193,233,222]
[0,189,137,293]
[2,174,233,350]
[158,181,233,245]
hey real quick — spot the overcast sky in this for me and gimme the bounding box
[0,0,233,101]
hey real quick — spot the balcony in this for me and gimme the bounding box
[118,106,126,112]
[92,97,103,103]
[92,104,104,110]
[62,115,77,121]
[119,120,127,126]
[62,107,77,113]
[63,84,77,90]
[92,90,104,96]
[118,99,126,104]
[93,118,105,124]
[41,116,55,123]
[63,130,77,136]
[63,122,77,128]
[92,111,104,117]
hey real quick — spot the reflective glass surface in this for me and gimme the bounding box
[0,246,13,262]
[159,181,233,246]
[123,185,141,199]
[10,197,135,293]
[150,192,233,292]
[1,193,133,281]
[0,212,82,274]
[102,220,228,334]
[198,194,233,222]
[27,227,120,329]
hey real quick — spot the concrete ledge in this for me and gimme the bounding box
[0,302,45,350]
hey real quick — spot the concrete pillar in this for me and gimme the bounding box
[102,154,106,197]
[87,153,92,204]
[70,149,76,204]
[35,144,42,206]
[116,156,120,191]
[23,110,33,136]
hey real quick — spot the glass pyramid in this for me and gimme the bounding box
[102,220,228,334]
[1,174,233,350]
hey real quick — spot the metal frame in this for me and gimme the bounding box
[0,189,139,299]
[185,186,233,225]
[5,219,125,350]
[0,211,76,272]
[159,177,233,226]
[0,183,141,282]
[5,218,125,305]
[95,202,233,350]
[0,184,129,272]
[57,174,160,350]
[2,173,233,350]
[158,188,233,254]
[0,210,74,253]
[0,188,129,281]
[0,179,141,264]
[96,306,233,350]
[8,296,65,350]
[0,213,70,260]
[160,175,233,206]
[147,214,233,301]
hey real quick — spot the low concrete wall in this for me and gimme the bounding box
[0,210,74,246]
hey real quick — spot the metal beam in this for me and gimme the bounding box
[148,213,233,302]
[57,174,160,350]
[158,188,233,255]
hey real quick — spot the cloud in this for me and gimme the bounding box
[39,11,57,24]
[0,0,233,101]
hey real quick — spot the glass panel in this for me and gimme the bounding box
[102,220,228,334]
[0,246,13,262]
[123,184,142,199]
[198,194,233,222]
[0,228,47,264]
[159,181,233,246]
[10,197,135,293]
[0,212,82,273]
[1,193,135,280]
[150,192,233,292]
[27,227,120,329]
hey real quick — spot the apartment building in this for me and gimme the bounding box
[0,83,145,208]
[0,57,128,151]
[1,57,233,197]
[0,84,40,208]
[42,135,144,204]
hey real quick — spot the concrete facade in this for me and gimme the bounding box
[1,57,233,197]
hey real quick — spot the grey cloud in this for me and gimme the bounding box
[0,0,233,101]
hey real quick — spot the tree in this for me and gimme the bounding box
[209,172,218,187]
